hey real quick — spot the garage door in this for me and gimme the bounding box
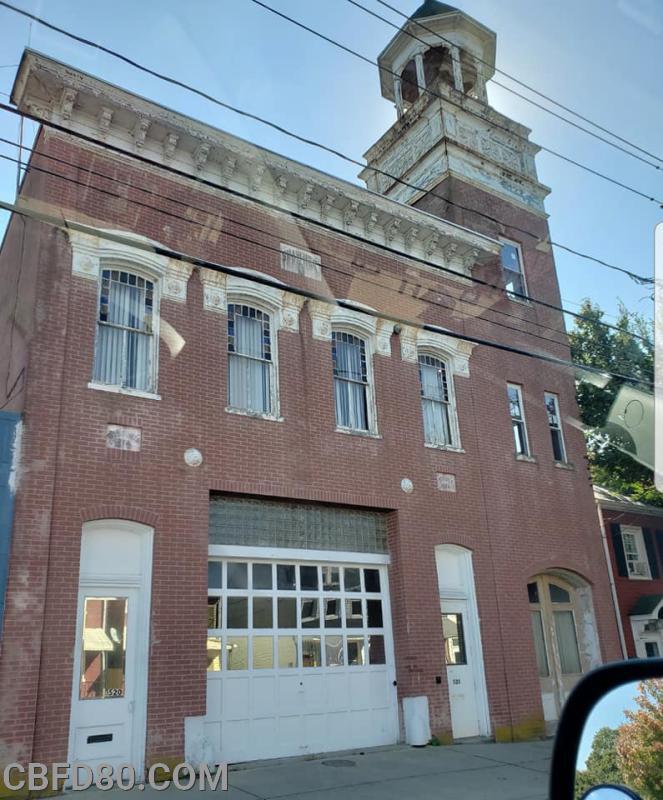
[204,557,399,763]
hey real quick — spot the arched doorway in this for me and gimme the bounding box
[528,573,596,726]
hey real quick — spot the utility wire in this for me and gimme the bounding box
[369,0,663,167]
[1,103,653,344]
[249,0,663,205]
[0,194,653,390]
[0,1,655,286]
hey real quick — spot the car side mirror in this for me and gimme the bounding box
[549,658,662,800]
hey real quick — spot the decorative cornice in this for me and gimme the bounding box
[12,50,501,281]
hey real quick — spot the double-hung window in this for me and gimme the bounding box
[419,354,453,446]
[93,268,156,393]
[621,527,651,579]
[507,383,529,456]
[332,331,369,431]
[227,303,273,415]
[544,392,567,462]
[500,239,527,299]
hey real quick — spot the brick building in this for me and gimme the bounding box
[595,487,663,659]
[0,1,622,782]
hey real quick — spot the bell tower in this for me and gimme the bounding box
[360,1,550,225]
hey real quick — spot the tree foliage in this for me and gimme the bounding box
[575,726,623,799]
[569,300,659,506]
[616,679,663,800]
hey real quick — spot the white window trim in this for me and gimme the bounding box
[507,383,531,458]
[418,349,462,451]
[209,544,390,565]
[331,323,379,437]
[499,237,529,302]
[544,391,568,463]
[621,526,652,581]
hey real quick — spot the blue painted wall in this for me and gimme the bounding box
[0,410,20,635]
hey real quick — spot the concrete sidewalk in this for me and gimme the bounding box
[83,740,553,800]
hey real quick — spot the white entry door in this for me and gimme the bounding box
[69,588,139,771]
[441,599,482,739]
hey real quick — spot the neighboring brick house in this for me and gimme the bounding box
[595,486,663,659]
[0,1,622,783]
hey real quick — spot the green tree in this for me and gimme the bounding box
[568,300,659,506]
[575,726,623,799]
[616,679,663,800]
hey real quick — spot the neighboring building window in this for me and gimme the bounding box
[332,331,369,431]
[645,641,660,658]
[621,526,652,580]
[227,303,273,414]
[500,240,527,298]
[507,383,529,456]
[419,354,453,446]
[544,392,567,462]
[93,268,155,392]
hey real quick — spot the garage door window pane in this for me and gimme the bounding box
[322,566,340,591]
[302,637,322,667]
[348,636,366,665]
[301,598,320,628]
[300,565,319,591]
[253,636,274,669]
[324,598,341,627]
[208,562,223,589]
[278,636,298,668]
[364,569,380,593]
[227,637,248,670]
[253,563,272,590]
[346,599,363,627]
[278,597,297,628]
[227,597,248,628]
[367,599,383,628]
[325,635,344,666]
[208,597,220,629]
[368,635,386,665]
[344,568,361,592]
[277,564,296,590]
[253,597,273,628]
[207,637,222,672]
[227,562,248,589]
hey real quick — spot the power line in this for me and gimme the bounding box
[249,0,663,205]
[368,0,663,167]
[0,145,578,351]
[0,104,653,344]
[0,4,655,285]
[0,194,653,390]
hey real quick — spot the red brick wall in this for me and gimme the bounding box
[601,507,663,657]
[0,130,622,768]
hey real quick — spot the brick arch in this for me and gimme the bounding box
[79,505,159,527]
[523,562,594,589]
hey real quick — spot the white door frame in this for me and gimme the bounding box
[435,545,491,738]
[68,520,153,778]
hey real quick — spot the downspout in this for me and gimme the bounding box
[596,504,627,659]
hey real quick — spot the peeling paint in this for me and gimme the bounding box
[8,420,22,497]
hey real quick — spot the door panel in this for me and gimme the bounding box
[442,602,481,739]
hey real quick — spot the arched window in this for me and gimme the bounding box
[227,303,274,415]
[93,268,156,393]
[332,331,369,431]
[418,353,453,446]
[400,59,419,105]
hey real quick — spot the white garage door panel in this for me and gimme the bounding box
[205,558,398,763]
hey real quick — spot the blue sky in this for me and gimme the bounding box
[0,0,660,325]
[577,681,639,769]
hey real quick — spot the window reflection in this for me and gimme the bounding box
[80,597,128,700]
[207,637,222,672]
[226,637,248,670]
[442,612,467,665]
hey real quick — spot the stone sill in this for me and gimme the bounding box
[87,382,161,401]
[554,460,574,471]
[425,443,465,454]
[225,406,284,423]
[515,454,537,464]
[335,427,382,440]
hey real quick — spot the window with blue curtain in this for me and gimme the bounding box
[331,331,369,431]
[227,304,273,414]
[93,268,155,392]
[418,353,452,445]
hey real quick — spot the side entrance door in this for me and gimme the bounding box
[441,598,482,739]
[69,587,139,772]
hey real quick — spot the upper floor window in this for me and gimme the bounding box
[227,303,274,415]
[621,526,652,580]
[93,268,156,393]
[332,331,369,432]
[500,239,527,299]
[544,392,567,462]
[419,354,454,447]
[507,383,530,457]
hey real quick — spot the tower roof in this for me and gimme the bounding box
[411,1,458,20]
